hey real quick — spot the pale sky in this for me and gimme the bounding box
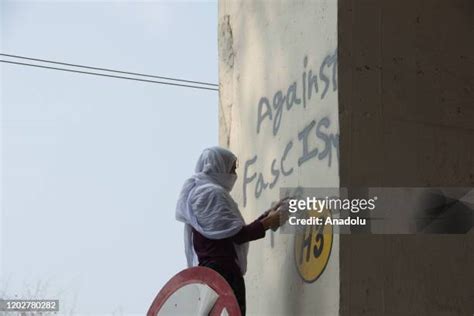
[1,0,218,314]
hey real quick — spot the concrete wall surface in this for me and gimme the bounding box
[338,0,474,315]
[219,0,340,315]
[219,0,473,315]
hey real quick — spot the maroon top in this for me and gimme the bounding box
[192,216,266,275]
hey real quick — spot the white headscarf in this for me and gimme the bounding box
[175,147,250,275]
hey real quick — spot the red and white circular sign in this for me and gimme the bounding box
[147,267,241,316]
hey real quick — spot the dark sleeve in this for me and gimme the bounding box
[256,211,269,221]
[231,219,266,244]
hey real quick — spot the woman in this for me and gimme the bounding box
[175,146,286,315]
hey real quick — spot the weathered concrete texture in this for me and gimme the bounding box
[219,1,340,315]
[339,0,474,315]
[218,14,234,147]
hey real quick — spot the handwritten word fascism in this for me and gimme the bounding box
[242,116,339,207]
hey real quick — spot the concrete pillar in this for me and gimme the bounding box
[338,0,474,315]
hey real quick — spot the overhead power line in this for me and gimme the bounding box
[0,53,218,87]
[0,60,219,92]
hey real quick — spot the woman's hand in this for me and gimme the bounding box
[262,197,290,217]
[260,209,281,231]
[260,197,291,231]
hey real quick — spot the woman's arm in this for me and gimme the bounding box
[260,209,281,231]
[231,220,266,244]
[232,209,282,244]
[232,197,289,244]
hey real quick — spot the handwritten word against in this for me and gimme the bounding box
[294,208,333,283]
[242,116,339,207]
[256,51,337,136]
